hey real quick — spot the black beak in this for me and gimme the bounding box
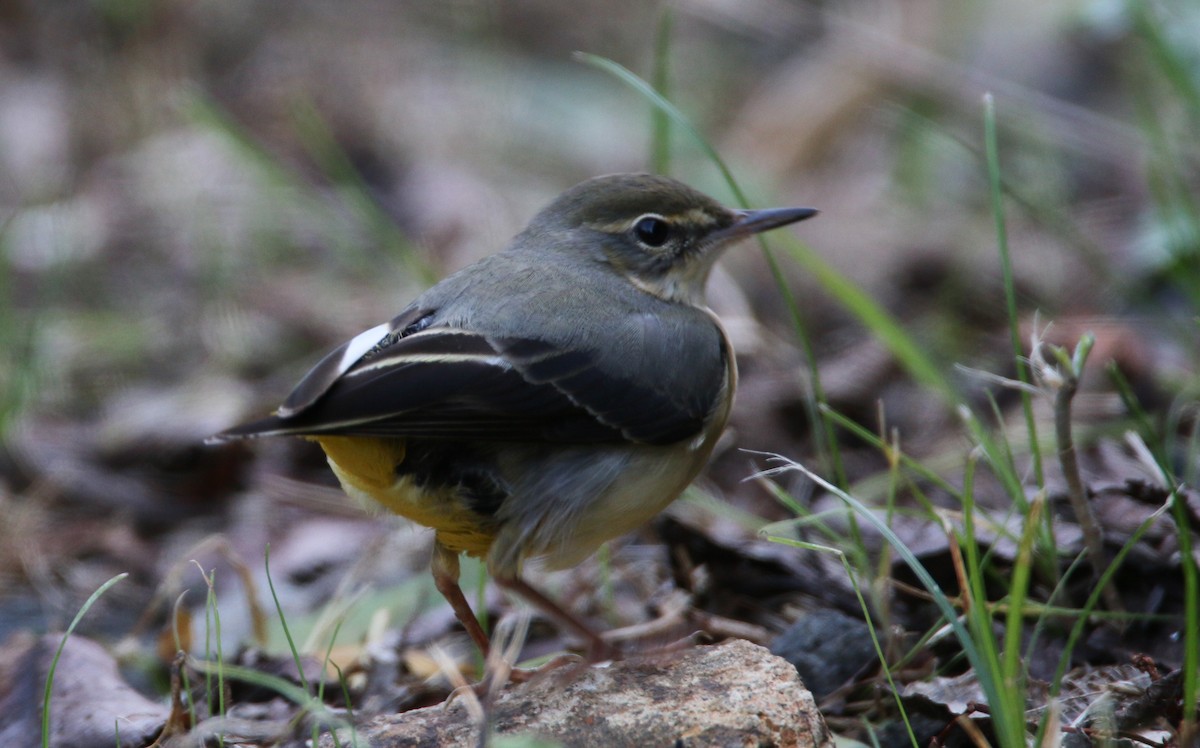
[718,206,819,241]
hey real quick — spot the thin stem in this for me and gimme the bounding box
[983,94,1044,489]
[1052,339,1124,615]
[650,8,673,175]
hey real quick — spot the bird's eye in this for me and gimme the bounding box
[633,215,671,247]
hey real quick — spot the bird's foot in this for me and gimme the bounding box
[506,652,588,684]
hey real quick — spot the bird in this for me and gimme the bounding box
[211,172,816,668]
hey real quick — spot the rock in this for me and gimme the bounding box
[769,610,876,701]
[328,639,832,747]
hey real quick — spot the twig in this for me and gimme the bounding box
[1046,334,1125,615]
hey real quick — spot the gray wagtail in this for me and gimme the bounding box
[212,173,816,665]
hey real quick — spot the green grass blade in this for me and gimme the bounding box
[650,8,674,175]
[574,51,847,482]
[41,573,129,748]
[171,592,199,728]
[1109,364,1175,484]
[778,235,957,402]
[983,93,1044,490]
[289,96,434,283]
[186,92,304,198]
[577,53,958,405]
[574,53,745,204]
[1170,487,1199,742]
[958,456,1025,748]
[749,455,991,693]
[186,92,434,286]
[1000,492,1041,740]
[332,662,361,748]
[1130,2,1200,119]
[817,405,964,501]
[315,617,350,748]
[265,545,311,693]
[764,535,919,748]
[0,216,47,439]
[1039,496,1171,741]
[187,658,355,734]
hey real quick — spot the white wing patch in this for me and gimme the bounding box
[340,322,393,370]
[275,321,392,418]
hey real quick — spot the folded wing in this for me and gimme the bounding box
[214,311,725,446]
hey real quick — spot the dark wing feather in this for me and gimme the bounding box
[277,306,430,417]
[491,337,698,443]
[491,308,728,444]
[215,326,625,443]
[215,305,729,446]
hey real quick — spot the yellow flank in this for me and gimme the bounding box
[312,436,496,557]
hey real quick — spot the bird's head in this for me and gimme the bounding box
[524,173,817,306]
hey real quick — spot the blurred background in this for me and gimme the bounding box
[1,0,1198,742]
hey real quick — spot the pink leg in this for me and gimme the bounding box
[494,574,616,662]
[431,543,491,657]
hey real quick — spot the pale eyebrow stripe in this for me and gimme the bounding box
[586,208,717,234]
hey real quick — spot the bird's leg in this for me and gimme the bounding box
[432,549,615,690]
[494,574,617,663]
[430,543,492,658]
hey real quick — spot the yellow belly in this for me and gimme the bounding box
[313,320,736,573]
[313,435,496,557]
